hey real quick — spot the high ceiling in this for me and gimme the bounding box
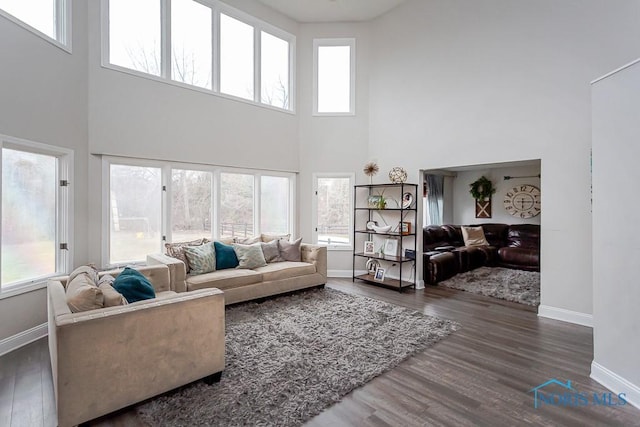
[256,0,406,23]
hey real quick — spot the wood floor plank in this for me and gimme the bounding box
[1,278,639,426]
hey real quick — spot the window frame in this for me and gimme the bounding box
[312,172,354,251]
[312,38,356,117]
[102,156,296,267]
[100,0,296,113]
[0,134,73,299]
[0,0,72,53]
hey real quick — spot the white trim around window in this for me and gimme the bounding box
[100,0,296,114]
[312,172,354,251]
[0,0,72,53]
[0,134,73,298]
[312,38,356,116]
[101,156,297,267]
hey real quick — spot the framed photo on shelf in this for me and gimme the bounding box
[374,267,386,281]
[400,221,412,235]
[384,239,399,257]
[364,240,375,255]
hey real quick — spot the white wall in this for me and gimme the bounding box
[592,59,640,406]
[0,0,89,340]
[367,0,640,316]
[85,0,300,264]
[297,22,370,274]
[452,164,541,225]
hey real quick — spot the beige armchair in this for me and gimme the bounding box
[48,264,225,427]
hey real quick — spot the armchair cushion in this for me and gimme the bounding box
[97,275,128,307]
[66,270,103,313]
[113,268,156,303]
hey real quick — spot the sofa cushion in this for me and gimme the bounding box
[461,226,489,247]
[184,242,216,274]
[185,269,262,291]
[261,233,291,243]
[252,262,316,282]
[234,242,267,269]
[214,241,239,270]
[66,269,103,313]
[165,238,206,274]
[260,239,283,263]
[279,238,302,262]
[113,268,156,303]
[499,247,539,266]
[236,235,262,244]
[97,275,128,307]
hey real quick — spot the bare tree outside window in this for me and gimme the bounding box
[317,177,351,246]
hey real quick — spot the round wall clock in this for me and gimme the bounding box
[503,184,541,218]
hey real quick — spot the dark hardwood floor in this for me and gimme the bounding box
[1,279,638,426]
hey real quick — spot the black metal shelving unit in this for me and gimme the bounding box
[352,183,418,292]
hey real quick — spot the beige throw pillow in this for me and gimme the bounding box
[98,274,128,307]
[261,233,291,243]
[461,226,489,247]
[66,269,103,313]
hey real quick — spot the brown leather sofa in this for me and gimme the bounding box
[423,223,540,285]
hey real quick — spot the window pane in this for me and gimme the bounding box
[317,177,350,246]
[109,0,161,76]
[220,14,254,100]
[171,0,212,89]
[0,0,55,39]
[260,176,289,234]
[261,31,289,109]
[110,165,161,264]
[2,148,56,285]
[219,173,254,239]
[318,45,351,113]
[171,169,211,242]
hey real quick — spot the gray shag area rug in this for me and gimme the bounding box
[439,267,540,306]
[138,287,459,426]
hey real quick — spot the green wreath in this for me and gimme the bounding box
[469,176,496,200]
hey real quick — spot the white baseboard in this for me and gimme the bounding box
[0,323,48,357]
[591,361,640,410]
[538,305,593,327]
[328,269,367,278]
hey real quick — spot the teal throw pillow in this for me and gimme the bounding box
[113,268,156,303]
[233,243,267,269]
[183,242,216,274]
[214,241,239,270]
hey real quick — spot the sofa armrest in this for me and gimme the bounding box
[301,243,327,282]
[147,253,187,293]
[48,281,225,426]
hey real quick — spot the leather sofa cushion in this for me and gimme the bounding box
[186,269,262,291]
[498,247,539,266]
[253,262,317,282]
[506,224,540,250]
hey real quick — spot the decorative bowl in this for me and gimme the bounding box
[371,224,392,233]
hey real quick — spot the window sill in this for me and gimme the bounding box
[325,245,353,252]
[0,10,71,54]
[0,281,48,300]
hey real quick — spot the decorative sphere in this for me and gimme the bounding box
[388,167,408,183]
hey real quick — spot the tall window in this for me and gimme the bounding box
[0,0,70,49]
[171,169,212,242]
[220,13,254,100]
[313,174,353,249]
[1,137,71,292]
[171,0,212,89]
[313,38,355,115]
[108,0,161,76]
[103,0,295,111]
[261,31,290,109]
[109,164,162,264]
[219,173,254,239]
[260,175,290,235]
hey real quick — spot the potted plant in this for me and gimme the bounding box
[469,176,496,200]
